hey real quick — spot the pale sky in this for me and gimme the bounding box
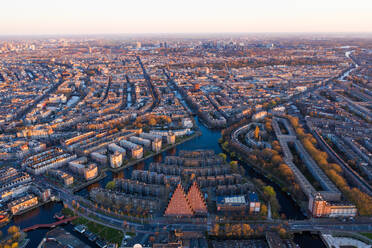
[1,0,371,35]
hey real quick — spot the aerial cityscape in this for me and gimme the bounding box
[0,1,372,248]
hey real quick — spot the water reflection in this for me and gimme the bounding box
[154,153,163,162]
[167,147,176,155]
[113,171,125,180]
[13,207,40,224]
[134,161,145,170]
[87,182,100,191]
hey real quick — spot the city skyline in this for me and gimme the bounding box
[1,0,372,35]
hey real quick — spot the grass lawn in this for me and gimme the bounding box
[360,233,372,239]
[63,208,123,244]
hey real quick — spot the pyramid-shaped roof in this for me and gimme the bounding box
[187,181,208,214]
[164,183,194,217]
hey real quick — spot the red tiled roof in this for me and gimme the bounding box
[164,183,194,217]
[187,181,207,214]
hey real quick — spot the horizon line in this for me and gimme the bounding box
[1,31,372,37]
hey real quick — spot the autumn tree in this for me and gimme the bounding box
[271,155,283,166]
[278,163,294,181]
[278,228,287,238]
[254,126,260,140]
[265,119,273,133]
[242,224,252,236]
[148,118,157,126]
[7,226,19,236]
[260,204,268,216]
[231,224,242,236]
[149,236,155,243]
[212,223,220,236]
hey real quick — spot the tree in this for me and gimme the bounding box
[12,232,20,241]
[328,163,342,174]
[149,236,155,243]
[288,116,299,128]
[260,204,268,216]
[265,120,273,133]
[254,126,260,140]
[212,223,220,236]
[190,173,196,181]
[263,186,276,198]
[230,161,239,174]
[148,118,157,126]
[271,155,283,166]
[231,224,242,236]
[278,228,287,238]
[242,224,252,236]
[105,181,116,190]
[7,226,19,236]
[224,224,232,236]
[230,161,238,167]
[278,163,294,181]
[125,204,132,214]
[218,153,227,161]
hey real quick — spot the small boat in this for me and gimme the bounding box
[54,213,65,220]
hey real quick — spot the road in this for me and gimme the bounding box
[136,56,160,111]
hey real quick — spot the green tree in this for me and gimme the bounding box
[218,153,227,162]
[106,181,116,190]
[263,186,276,198]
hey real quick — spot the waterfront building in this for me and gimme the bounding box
[23,149,77,175]
[152,138,162,152]
[8,194,38,215]
[0,167,31,191]
[309,193,357,218]
[130,136,151,149]
[119,140,143,159]
[48,169,74,186]
[0,184,30,202]
[69,162,98,181]
[91,152,107,165]
[109,151,123,168]
[149,130,176,144]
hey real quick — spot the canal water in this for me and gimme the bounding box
[0,201,97,248]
